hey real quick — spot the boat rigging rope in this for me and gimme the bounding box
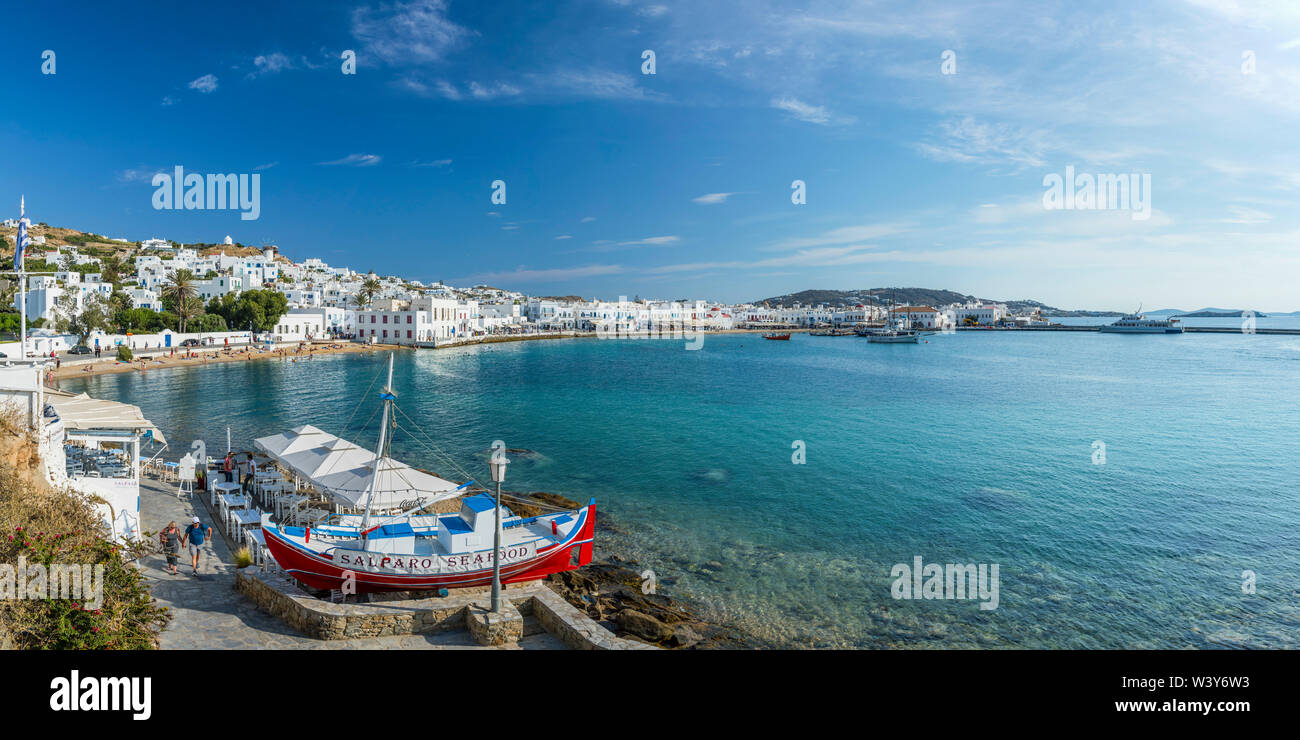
[388,408,578,513]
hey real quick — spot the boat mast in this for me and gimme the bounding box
[359,353,395,538]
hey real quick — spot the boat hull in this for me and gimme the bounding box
[261,502,597,593]
[1098,326,1184,333]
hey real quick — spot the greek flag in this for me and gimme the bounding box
[12,197,29,271]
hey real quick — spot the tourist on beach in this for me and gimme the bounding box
[181,517,211,576]
[222,452,235,483]
[159,521,182,575]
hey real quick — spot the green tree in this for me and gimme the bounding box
[54,293,111,344]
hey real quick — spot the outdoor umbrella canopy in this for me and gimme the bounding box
[278,437,376,482]
[313,456,461,510]
[253,424,334,458]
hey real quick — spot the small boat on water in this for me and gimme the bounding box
[867,330,921,344]
[863,290,923,343]
[260,355,595,593]
[762,332,792,340]
[810,328,854,336]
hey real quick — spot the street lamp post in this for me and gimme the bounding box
[488,448,510,613]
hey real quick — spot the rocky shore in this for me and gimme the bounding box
[508,491,749,649]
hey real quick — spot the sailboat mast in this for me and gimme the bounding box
[359,353,395,535]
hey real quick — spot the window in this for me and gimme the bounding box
[406,330,412,339]
[382,330,388,338]
[407,315,412,324]
[370,315,376,323]
[383,315,388,323]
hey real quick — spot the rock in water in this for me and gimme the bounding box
[616,609,674,643]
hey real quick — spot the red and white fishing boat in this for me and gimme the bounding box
[259,355,595,593]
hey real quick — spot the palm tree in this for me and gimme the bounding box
[162,269,198,333]
[360,276,382,307]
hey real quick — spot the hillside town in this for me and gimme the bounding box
[2,231,1050,355]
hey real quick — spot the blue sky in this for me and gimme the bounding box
[3,0,1299,310]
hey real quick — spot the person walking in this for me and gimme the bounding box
[159,521,182,575]
[181,517,211,576]
[242,455,257,495]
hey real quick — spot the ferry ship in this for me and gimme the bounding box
[1098,313,1184,334]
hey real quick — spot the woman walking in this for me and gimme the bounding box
[159,521,182,575]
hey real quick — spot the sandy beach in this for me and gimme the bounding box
[49,341,403,382]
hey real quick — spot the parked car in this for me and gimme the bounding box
[68,345,93,355]
[179,338,201,347]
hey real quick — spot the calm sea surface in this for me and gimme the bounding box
[61,330,1300,648]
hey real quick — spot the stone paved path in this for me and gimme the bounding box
[140,476,563,650]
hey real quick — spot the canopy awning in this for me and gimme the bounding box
[47,391,168,445]
[252,424,333,458]
[313,457,461,510]
[253,427,461,511]
[279,437,376,481]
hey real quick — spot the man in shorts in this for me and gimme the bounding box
[181,516,212,576]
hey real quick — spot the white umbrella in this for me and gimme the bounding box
[280,437,375,481]
[314,456,461,511]
[253,424,334,458]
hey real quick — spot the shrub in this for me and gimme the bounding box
[116,344,132,361]
[232,546,254,569]
[0,412,171,648]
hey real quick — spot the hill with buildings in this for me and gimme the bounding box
[751,288,1114,315]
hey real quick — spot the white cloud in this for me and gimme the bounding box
[617,235,680,246]
[1222,205,1272,224]
[350,0,471,65]
[318,153,382,167]
[117,168,162,184]
[692,192,737,204]
[188,74,218,93]
[769,96,849,125]
[555,235,573,240]
[453,264,624,285]
[915,117,1049,169]
[250,53,293,77]
[469,81,522,99]
[411,159,452,168]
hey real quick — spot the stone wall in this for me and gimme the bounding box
[235,570,656,649]
[234,570,483,639]
[530,587,658,650]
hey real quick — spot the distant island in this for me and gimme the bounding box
[1175,310,1267,318]
[748,289,1296,318]
[751,287,1125,316]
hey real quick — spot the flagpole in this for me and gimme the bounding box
[17,196,26,360]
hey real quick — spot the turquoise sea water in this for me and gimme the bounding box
[62,332,1300,648]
